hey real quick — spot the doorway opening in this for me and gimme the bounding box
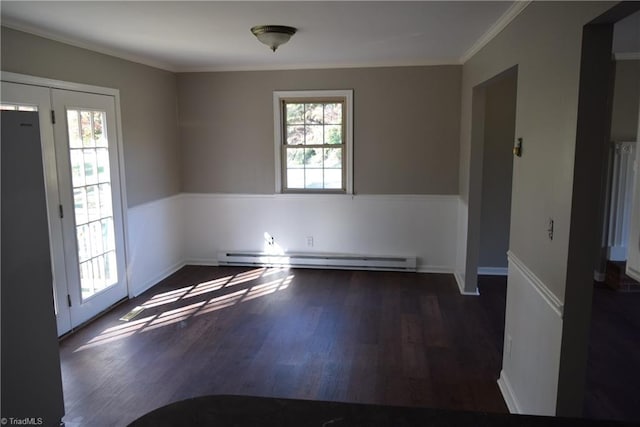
[559,1,640,419]
[464,66,518,294]
[582,7,640,422]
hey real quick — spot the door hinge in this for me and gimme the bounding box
[51,110,56,124]
[59,204,64,218]
[67,294,72,307]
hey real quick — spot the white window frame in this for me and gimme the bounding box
[273,90,353,194]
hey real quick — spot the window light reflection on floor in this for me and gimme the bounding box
[74,268,294,353]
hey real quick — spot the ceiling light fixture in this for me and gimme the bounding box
[250,25,297,52]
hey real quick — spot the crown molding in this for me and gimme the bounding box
[2,20,177,72]
[176,59,460,73]
[460,1,532,64]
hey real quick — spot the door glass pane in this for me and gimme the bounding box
[70,150,85,187]
[96,148,110,182]
[67,111,82,148]
[67,109,118,300]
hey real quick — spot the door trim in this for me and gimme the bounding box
[1,71,132,298]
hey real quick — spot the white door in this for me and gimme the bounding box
[51,89,127,327]
[1,81,71,335]
[1,80,128,334]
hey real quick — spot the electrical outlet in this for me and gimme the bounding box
[306,236,314,247]
[547,218,554,240]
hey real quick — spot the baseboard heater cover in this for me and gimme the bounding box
[218,251,417,271]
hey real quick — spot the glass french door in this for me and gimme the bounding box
[52,89,127,328]
[1,79,128,335]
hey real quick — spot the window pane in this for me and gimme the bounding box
[279,95,349,193]
[324,103,342,124]
[287,169,304,189]
[74,188,88,225]
[102,218,116,251]
[325,125,342,145]
[304,148,322,167]
[305,104,323,124]
[67,111,82,148]
[286,125,304,145]
[92,257,106,292]
[70,150,85,187]
[324,148,342,168]
[286,148,304,168]
[80,261,93,299]
[77,224,91,262]
[90,221,104,257]
[99,184,113,218]
[93,111,107,147]
[97,148,110,182]
[305,169,323,189]
[305,125,323,145]
[324,169,342,189]
[105,251,118,286]
[86,185,100,222]
[83,149,98,185]
[286,103,304,124]
[80,111,94,147]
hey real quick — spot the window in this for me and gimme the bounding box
[274,90,353,193]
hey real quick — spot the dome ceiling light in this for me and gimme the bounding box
[250,25,297,52]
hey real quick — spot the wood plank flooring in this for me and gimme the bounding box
[59,267,508,427]
[584,283,640,422]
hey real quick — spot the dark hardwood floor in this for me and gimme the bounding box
[584,282,640,422]
[60,267,508,426]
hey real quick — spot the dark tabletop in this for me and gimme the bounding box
[129,394,635,426]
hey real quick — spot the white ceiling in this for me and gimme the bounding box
[1,1,521,72]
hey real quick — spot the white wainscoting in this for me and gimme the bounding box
[125,193,460,298]
[182,193,458,273]
[126,194,185,297]
[498,251,564,416]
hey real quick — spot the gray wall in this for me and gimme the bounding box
[178,66,461,194]
[610,59,640,142]
[1,27,180,207]
[479,73,517,269]
[460,1,611,300]
[460,1,620,416]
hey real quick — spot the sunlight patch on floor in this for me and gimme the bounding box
[74,268,294,352]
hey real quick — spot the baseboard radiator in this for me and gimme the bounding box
[218,251,417,272]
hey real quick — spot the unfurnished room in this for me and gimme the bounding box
[1,1,639,426]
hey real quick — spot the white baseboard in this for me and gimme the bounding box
[593,270,606,282]
[130,260,186,297]
[184,258,219,266]
[454,271,479,296]
[498,370,522,414]
[416,265,455,274]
